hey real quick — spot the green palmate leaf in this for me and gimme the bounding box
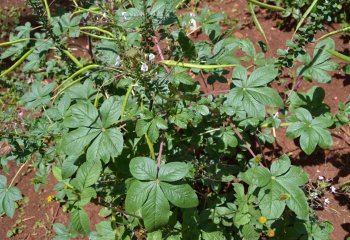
[287,108,333,155]
[94,40,120,66]
[61,155,79,179]
[94,221,115,240]
[72,161,102,191]
[61,127,101,156]
[258,181,286,219]
[160,182,198,208]
[221,130,238,148]
[178,31,196,60]
[158,162,189,182]
[297,38,339,83]
[244,65,278,87]
[70,208,91,235]
[99,96,123,128]
[241,155,309,220]
[53,223,71,240]
[66,102,100,128]
[141,184,170,231]
[61,98,124,162]
[21,82,56,109]
[0,175,22,218]
[240,164,271,187]
[129,157,157,181]
[242,224,260,240]
[86,128,123,162]
[125,180,154,213]
[225,65,282,118]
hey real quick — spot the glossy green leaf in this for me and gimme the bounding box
[141,184,170,231]
[160,182,198,208]
[129,157,157,181]
[158,162,189,182]
[70,208,91,235]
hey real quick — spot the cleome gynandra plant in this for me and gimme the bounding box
[1,0,350,239]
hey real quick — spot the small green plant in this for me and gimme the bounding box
[0,0,350,239]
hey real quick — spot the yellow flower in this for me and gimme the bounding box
[47,195,54,202]
[259,216,267,224]
[267,228,275,238]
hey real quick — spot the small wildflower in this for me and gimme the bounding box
[318,176,324,180]
[310,192,318,199]
[47,195,54,202]
[121,12,127,20]
[102,12,107,18]
[209,160,215,165]
[267,229,275,238]
[259,216,267,224]
[190,18,197,32]
[324,198,330,205]
[330,186,336,193]
[141,63,148,73]
[114,56,121,66]
[148,53,155,63]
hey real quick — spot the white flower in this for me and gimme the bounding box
[148,53,155,63]
[209,160,215,165]
[114,56,121,66]
[310,192,318,199]
[18,111,23,118]
[121,12,127,20]
[324,198,330,205]
[318,176,324,180]
[140,63,148,73]
[190,18,197,32]
[102,12,107,18]
[330,186,336,193]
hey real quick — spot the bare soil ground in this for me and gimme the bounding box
[1,0,350,239]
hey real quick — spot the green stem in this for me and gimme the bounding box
[42,0,51,19]
[160,60,238,69]
[145,134,156,160]
[120,84,133,121]
[248,0,285,11]
[0,38,30,47]
[260,122,293,128]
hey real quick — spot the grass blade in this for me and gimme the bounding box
[248,0,285,12]
[248,2,268,44]
[293,0,318,36]
[0,48,34,78]
[160,60,238,69]
[318,26,350,41]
